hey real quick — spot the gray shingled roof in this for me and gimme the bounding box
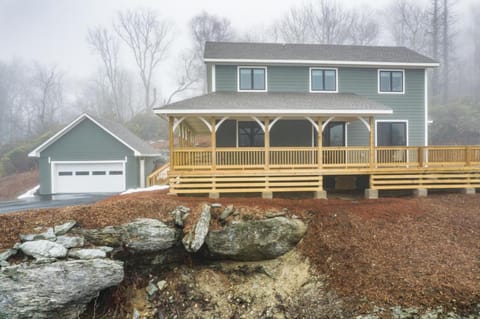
[204,42,438,65]
[90,114,160,156]
[155,92,392,116]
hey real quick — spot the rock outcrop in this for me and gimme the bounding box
[0,259,124,319]
[205,217,307,261]
[182,204,211,252]
[19,240,68,259]
[123,218,179,252]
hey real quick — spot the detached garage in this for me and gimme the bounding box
[29,113,161,195]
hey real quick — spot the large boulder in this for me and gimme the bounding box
[81,226,124,247]
[19,240,68,259]
[182,204,211,253]
[123,218,180,252]
[204,217,307,261]
[0,259,124,319]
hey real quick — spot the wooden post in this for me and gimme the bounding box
[264,118,270,169]
[466,146,471,166]
[169,117,174,170]
[211,117,216,170]
[317,118,322,169]
[418,146,424,167]
[369,116,375,168]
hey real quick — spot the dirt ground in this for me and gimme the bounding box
[0,170,38,200]
[1,190,480,315]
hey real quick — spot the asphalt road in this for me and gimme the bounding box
[0,193,114,214]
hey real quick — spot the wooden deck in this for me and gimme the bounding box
[147,145,480,196]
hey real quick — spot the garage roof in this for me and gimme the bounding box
[29,113,160,157]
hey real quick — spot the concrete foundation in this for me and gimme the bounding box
[413,188,428,197]
[460,188,476,195]
[208,192,220,199]
[262,191,273,199]
[313,190,327,199]
[364,188,378,199]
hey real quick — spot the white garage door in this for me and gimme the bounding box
[52,162,126,194]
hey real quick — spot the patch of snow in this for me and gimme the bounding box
[17,185,40,199]
[121,185,169,195]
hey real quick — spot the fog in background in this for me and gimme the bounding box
[1,0,480,176]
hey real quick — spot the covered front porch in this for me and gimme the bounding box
[152,92,480,198]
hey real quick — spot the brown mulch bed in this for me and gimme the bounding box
[0,170,39,200]
[0,190,479,311]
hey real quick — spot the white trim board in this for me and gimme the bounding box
[204,58,439,68]
[156,109,393,116]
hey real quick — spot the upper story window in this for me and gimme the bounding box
[378,69,404,94]
[238,67,267,91]
[310,68,337,92]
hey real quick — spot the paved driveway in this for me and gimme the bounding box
[0,194,114,214]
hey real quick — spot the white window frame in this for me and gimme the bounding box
[378,69,405,94]
[375,120,409,146]
[309,67,339,93]
[237,66,268,92]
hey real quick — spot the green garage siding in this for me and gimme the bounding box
[38,119,139,194]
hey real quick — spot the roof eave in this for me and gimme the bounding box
[154,108,393,117]
[203,58,439,68]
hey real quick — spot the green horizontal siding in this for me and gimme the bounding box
[38,118,140,194]
[213,64,425,146]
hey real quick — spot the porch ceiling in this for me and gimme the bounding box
[155,92,392,118]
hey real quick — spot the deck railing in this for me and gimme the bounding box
[169,145,480,171]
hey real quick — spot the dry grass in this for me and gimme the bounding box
[0,170,39,200]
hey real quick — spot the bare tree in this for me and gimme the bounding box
[30,64,63,134]
[387,0,430,53]
[273,6,312,43]
[115,9,172,111]
[163,53,197,104]
[87,27,127,121]
[308,0,354,44]
[189,11,234,92]
[349,10,379,45]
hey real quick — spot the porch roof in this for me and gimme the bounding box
[155,92,392,117]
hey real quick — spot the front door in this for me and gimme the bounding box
[323,122,345,146]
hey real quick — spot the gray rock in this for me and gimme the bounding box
[157,280,168,292]
[132,308,140,319]
[211,203,222,208]
[219,204,235,220]
[146,282,159,297]
[123,218,179,252]
[56,235,84,249]
[54,220,77,236]
[20,227,56,242]
[81,225,124,247]
[12,242,22,250]
[68,248,106,260]
[20,240,68,259]
[0,261,9,268]
[32,258,58,264]
[97,246,114,253]
[172,205,191,227]
[205,217,307,261]
[0,259,124,319]
[182,204,211,253]
[0,248,17,262]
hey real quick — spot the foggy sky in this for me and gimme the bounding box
[0,0,476,96]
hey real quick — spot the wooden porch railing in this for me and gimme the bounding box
[146,163,170,186]
[168,145,480,171]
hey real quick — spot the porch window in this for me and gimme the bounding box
[310,68,337,92]
[379,70,404,93]
[238,121,264,147]
[377,122,407,146]
[238,67,266,91]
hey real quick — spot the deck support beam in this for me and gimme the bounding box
[209,192,220,199]
[262,191,273,199]
[313,190,327,199]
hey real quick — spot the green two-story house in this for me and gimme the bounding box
[155,41,444,198]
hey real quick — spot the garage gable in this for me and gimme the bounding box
[39,118,134,160]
